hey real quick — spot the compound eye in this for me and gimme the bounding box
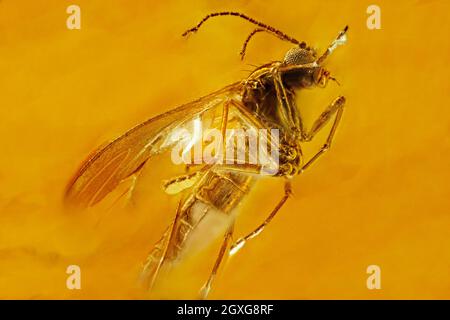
[284,47,315,65]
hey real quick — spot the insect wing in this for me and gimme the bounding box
[65,83,241,207]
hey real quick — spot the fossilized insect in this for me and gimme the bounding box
[65,12,348,298]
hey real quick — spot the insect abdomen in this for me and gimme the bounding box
[169,170,253,258]
[142,170,253,289]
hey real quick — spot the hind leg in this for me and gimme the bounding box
[199,222,235,299]
[229,180,292,256]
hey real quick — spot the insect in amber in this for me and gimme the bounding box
[65,12,348,298]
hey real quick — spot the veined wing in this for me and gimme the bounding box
[65,83,242,207]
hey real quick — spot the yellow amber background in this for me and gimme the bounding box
[0,0,449,299]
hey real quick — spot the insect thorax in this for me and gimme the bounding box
[242,65,316,123]
[241,72,305,177]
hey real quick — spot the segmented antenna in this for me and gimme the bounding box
[240,29,309,61]
[316,25,349,65]
[239,28,265,60]
[182,12,301,46]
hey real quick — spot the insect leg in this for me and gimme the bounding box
[301,96,346,171]
[98,164,145,215]
[229,180,292,256]
[273,71,302,131]
[119,169,142,204]
[163,165,213,195]
[141,199,184,291]
[221,101,230,144]
[199,221,235,299]
[228,99,273,133]
[163,172,202,195]
[273,64,327,135]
